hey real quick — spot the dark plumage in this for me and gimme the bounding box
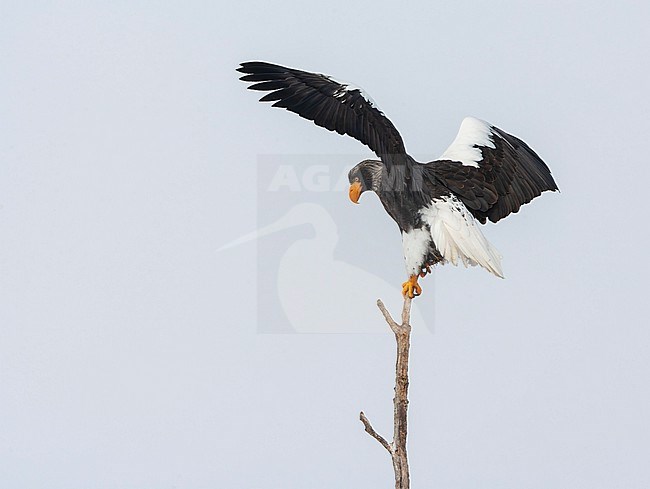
[238,61,558,297]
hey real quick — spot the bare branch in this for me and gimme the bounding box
[376,299,400,333]
[359,411,393,455]
[376,298,411,334]
[361,297,412,489]
[400,297,412,328]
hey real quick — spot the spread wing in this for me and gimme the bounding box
[427,117,558,223]
[237,61,408,169]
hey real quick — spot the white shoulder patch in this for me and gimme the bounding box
[438,117,496,168]
[420,195,504,278]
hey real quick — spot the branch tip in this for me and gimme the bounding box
[359,411,393,454]
[401,297,412,328]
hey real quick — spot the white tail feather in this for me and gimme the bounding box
[421,195,504,278]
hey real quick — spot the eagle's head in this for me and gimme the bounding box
[347,159,383,204]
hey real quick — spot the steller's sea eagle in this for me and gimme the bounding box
[237,61,558,298]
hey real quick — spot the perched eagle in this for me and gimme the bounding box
[237,61,558,298]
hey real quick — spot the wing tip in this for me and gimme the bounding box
[236,60,281,74]
[236,61,257,74]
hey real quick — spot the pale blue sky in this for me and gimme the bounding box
[2,1,649,488]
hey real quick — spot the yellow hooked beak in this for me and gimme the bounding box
[349,181,362,204]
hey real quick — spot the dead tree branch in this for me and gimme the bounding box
[359,411,392,454]
[360,297,412,489]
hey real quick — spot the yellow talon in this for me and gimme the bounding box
[401,275,422,299]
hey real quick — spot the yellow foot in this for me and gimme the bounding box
[419,264,432,278]
[401,275,422,299]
